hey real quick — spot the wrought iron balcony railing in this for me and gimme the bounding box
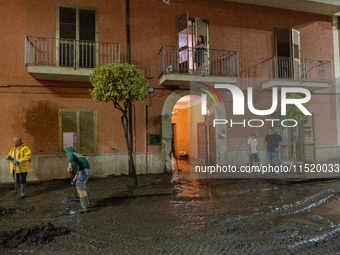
[242,56,333,82]
[158,46,238,78]
[25,36,120,69]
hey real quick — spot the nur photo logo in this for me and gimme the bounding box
[195,82,312,128]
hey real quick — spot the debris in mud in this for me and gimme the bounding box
[0,207,17,218]
[0,222,70,248]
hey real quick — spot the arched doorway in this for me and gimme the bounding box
[162,90,227,172]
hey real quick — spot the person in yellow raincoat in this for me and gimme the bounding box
[5,137,33,198]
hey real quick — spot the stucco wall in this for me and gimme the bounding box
[0,0,338,181]
[0,152,165,184]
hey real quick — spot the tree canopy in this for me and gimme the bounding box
[90,62,148,103]
[281,93,309,126]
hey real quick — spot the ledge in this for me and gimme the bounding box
[160,73,237,88]
[27,65,93,82]
[262,79,331,92]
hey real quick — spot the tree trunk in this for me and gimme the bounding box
[116,100,138,188]
[124,116,138,188]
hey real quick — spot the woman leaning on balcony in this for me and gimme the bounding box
[194,35,206,74]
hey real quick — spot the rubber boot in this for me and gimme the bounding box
[80,197,88,212]
[21,184,26,198]
[15,184,25,199]
[84,187,90,205]
[13,183,21,200]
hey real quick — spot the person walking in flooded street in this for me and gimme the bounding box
[248,132,259,167]
[65,146,91,212]
[5,137,33,199]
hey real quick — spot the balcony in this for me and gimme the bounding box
[25,36,120,82]
[242,56,333,91]
[158,46,238,88]
[226,0,340,16]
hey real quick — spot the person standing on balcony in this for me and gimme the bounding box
[265,128,282,169]
[66,146,91,212]
[248,132,259,167]
[5,137,33,199]
[194,35,206,74]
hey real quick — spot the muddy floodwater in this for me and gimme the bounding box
[1,161,340,254]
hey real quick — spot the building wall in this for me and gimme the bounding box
[0,0,127,156]
[128,0,337,151]
[0,0,338,182]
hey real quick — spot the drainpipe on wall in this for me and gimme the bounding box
[126,0,134,174]
[145,90,153,174]
[145,104,148,174]
[126,0,131,63]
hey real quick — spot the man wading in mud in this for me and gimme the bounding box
[65,146,91,212]
[5,137,33,199]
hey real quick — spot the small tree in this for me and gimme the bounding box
[281,93,309,126]
[90,62,148,187]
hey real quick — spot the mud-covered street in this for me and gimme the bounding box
[2,161,340,254]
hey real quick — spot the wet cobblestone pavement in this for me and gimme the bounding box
[1,160,340,254]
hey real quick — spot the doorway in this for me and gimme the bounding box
[171,95,192,172]
[274,28,300,79]
[177,13,209,74]
[280,115,315,163]
[162,90,227,172]
[57,7,96,67]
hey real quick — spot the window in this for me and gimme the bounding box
[57,6,97,67]
[59,110,97,154]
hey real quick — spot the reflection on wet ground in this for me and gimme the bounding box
[168,157,340,253]
[1,158,340,254]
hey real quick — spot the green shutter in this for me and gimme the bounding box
[61,112,77,151]
[79,111,95,153]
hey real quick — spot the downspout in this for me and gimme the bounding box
[145,104,148,174]
[126,0,131,63]
[126,0,134,174]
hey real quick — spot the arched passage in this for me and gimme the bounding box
[162,90,227,172]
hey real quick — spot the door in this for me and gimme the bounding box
[275,29,291,78]
[303,115,315,161]
[58,7,96,68]
[197,122,206,164]
[208,125,216,165]
[178,13,189,73]
[195,18,209,75]
[274,28,300,79]
[78,9,96,67]
[281,125,304,163]
[291,28,301,79]
[59,7,76,67]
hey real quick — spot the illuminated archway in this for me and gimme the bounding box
[162,90,227,172]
